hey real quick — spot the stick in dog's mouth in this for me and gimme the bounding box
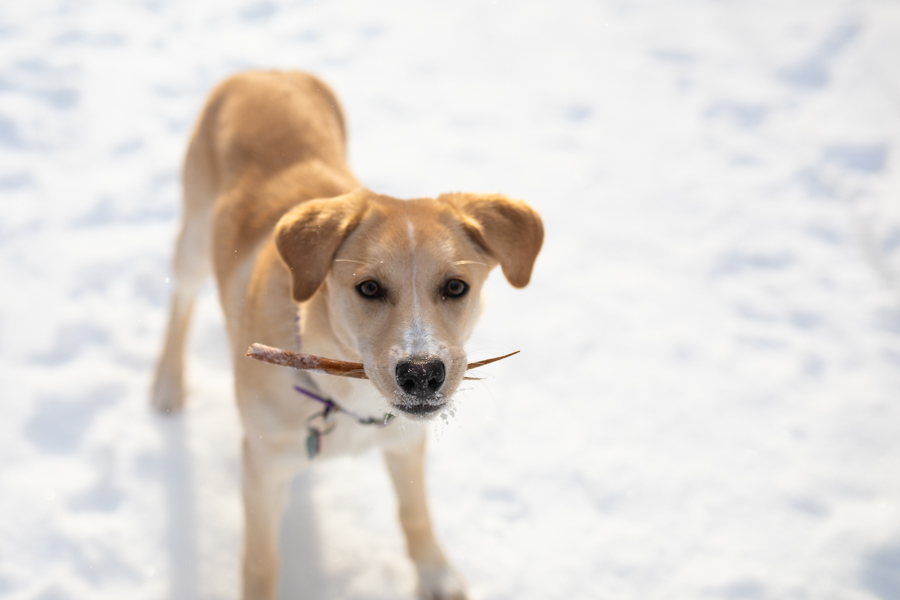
[245,343,519,380]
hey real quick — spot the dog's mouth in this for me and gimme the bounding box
[393,401,446,416]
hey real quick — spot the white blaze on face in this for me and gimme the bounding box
[404,220,437,356]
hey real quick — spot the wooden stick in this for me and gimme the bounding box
[466,350,520,369]
[246,344,368,378]
[245,343,519,380]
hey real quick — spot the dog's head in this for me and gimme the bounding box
[275,189,543,419]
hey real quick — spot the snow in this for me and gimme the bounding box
[2,1,900,599]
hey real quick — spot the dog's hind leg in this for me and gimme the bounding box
[384,438,468,600]
[151,133,216,413]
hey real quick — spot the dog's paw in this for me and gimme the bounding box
[150,371,185,414]
[415,564,468,600]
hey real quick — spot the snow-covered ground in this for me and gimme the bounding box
[2,1,900,598]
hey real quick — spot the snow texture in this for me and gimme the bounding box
[2,1,900,599]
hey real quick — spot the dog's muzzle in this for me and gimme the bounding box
[395,357,446,414]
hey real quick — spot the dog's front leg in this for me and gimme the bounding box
[383,437,468,600]
[241,436,297,600]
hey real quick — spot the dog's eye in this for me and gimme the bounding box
[444,279,469,298]
[356,280,384,299]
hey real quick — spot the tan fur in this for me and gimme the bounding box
[151,71,543,600]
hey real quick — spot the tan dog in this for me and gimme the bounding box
[151,71,543,600]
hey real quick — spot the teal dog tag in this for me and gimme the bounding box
[306,427,320,459]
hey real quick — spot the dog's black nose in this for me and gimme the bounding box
[395,357,446,398]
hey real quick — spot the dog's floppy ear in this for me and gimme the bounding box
[441,192,544,288]
[275,189,369,302]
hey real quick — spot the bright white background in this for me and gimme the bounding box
[1,1,899,599]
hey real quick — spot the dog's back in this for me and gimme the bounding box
[152,71,358,411]
[188,71,358,290]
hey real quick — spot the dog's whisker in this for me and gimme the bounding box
[453,260,488,267]
[334,258,368,265]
